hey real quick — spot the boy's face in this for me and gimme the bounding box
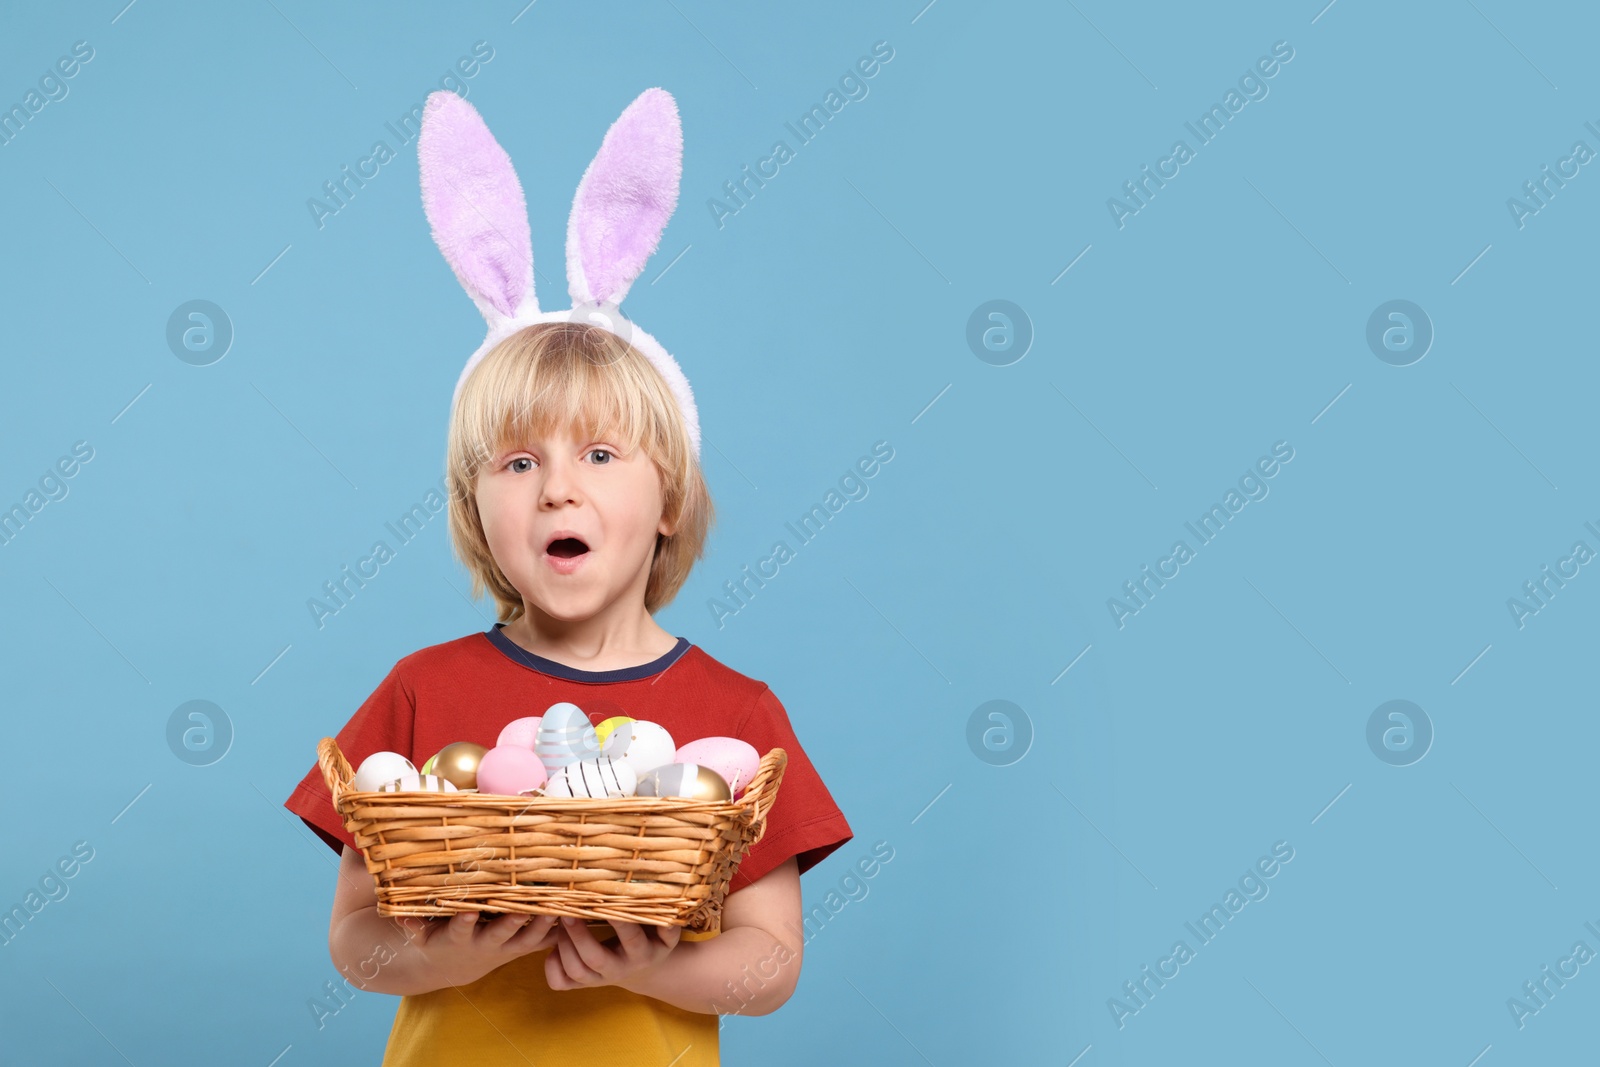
[475,422,672,626]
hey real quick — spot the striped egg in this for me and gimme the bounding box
[541,757,637,798]
[636,763,731,802]
[379,773,459,793]
[352,751,417,792]
[534,702,601,769]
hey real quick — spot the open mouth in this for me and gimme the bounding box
[546,537,590,559]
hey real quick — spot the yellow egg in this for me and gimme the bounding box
[594,716,635,747]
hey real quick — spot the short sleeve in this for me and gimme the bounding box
[728,686,853,891]
[282,662,416,858]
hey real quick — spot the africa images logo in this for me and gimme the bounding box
[1106,40,1295,229]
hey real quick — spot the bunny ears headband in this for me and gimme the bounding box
[417,87,700,457]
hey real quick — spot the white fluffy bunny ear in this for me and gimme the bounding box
[421,88,702,459]
[418,91,538,326]
[565,87,682,308]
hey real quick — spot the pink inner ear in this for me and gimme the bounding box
[418,91,533,319]
[570,88,682,305]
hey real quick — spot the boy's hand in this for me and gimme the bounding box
[399,911,560,989]
[545,915,682,991]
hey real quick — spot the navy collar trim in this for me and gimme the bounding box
[485,623,691,683]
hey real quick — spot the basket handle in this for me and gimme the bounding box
[738,748,788,845]
[317,736,354,807]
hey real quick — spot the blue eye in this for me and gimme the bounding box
[590,449,613,464]
[508,457,534,473]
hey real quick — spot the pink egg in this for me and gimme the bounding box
[496,716,543,750]
[674,737,760,798]
[475,744,548,796]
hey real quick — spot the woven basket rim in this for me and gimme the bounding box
[318,736,786,819]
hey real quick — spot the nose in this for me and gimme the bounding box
[539,456,581,509]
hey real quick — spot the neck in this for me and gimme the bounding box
[501,609,676,672]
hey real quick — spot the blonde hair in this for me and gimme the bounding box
[445,321,713,620]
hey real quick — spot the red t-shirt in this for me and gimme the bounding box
[283,623,854,893]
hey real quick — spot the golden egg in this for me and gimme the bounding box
[430,741,488,790]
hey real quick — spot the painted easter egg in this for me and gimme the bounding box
[541,757,637,798]
[475,744,549,796]
[636,763,731,802]
[352,751,417,792]
[600,720,676,775]
[379,773,459,793]
[674,737,761,797]
[594,715,634,747]
[431,742,488,791]
[496,716,543,750]
[534,702,600,768]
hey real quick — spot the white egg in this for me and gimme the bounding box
[352,751,417,792]
[541,757,637,798]
[378,773,458,793]
[534,702,600,768]
[600,720,676,775]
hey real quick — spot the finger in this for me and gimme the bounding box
[504,914,560,953]
[480,912,535,948]
[657,923,682,950]
[556,924,605,985]
[559,930,604,984]
[610,920,650,960]
[559,916,617,974]
[545,942,572,990]
[445,911,481,943]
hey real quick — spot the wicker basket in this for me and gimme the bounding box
[317,737,787,932]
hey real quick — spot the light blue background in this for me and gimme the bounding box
[1,1,1594,1064]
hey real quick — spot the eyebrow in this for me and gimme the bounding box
[495,435,629,456]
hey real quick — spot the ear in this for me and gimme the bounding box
[418,90,537,323]
[565,87,682,308]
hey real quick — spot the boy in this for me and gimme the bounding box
[283,322,854,1064]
